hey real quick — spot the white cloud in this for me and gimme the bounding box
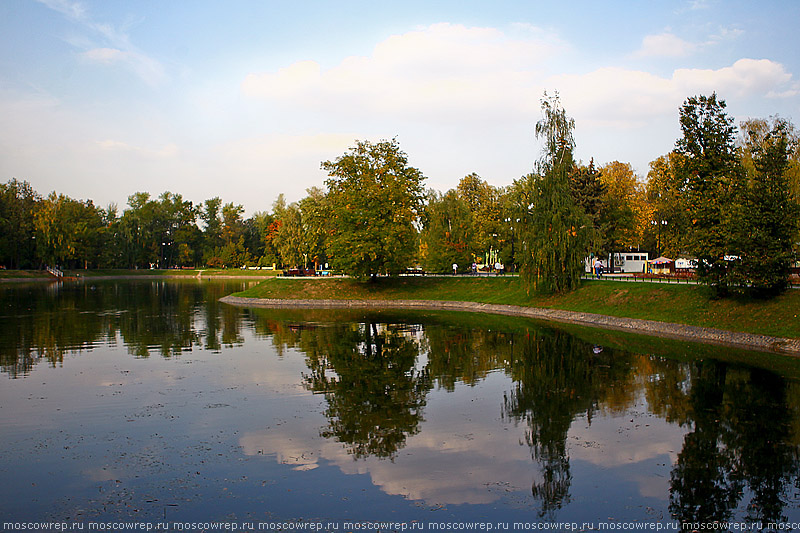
[82,47,126,64]
[635,24,744,60]
[242,23,558,123]
[552,68,678,128]
[242,22,794,138]
[550,58,794,131]
[635,33,698,58]
[673,58,793,98]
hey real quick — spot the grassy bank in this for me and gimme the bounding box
[235,276,800,340]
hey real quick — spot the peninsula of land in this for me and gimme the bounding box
[220,292,800,356]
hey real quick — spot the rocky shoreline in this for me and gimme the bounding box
[220,295,800,356]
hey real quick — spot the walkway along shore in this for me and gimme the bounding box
[220,296,800,356]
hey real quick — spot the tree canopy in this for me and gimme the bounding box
[322,139,425,278]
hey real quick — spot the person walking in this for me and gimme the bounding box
[593,258,602,279]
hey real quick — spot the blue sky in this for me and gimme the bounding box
[1,0,798,215]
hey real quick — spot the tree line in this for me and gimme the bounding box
[1,92,798,295]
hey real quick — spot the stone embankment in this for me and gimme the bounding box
[220,296,800,356]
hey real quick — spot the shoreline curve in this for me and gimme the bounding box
[220,295,800,356]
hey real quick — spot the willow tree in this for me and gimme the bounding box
[520,93,590,293]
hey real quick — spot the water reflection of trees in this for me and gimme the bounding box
[0,283,107,376]
[258,312,800,520]
[668,363,800,526]
[423,325,513,390]
[0,281,250,377]
[501,329,637,516]
[307,322,431,459]
[257,316,431,459]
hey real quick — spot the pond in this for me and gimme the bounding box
[1,280,799,530]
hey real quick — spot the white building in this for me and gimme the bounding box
[608,252,650,273]
[585,252,649,274]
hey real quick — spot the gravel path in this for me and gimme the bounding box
[220,295,800,356]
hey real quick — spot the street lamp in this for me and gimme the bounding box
[650,219,667,254]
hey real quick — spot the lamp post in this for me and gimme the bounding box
[651,219,667,254]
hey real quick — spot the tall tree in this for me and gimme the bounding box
[298,186,331,269]
[420,189,475,273]
[598,161,641,267]
[200,197,223,262]
[645,152,690,257]
[34,192,103,268]
[242,211,272,266]
[217,202,251,267]
[0,179,39,269]
[568,160,606,261]
[157,192,200,268]
[273,202,311,268]
[520,93,590,293]
[730,117,800,295]
[322,139,425,279]
[569,160,606,231]
[456,173,504,264]
[675,94,743,295]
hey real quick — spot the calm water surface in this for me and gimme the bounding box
[1,280,799,528]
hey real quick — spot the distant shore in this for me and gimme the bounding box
[0,269,279,282]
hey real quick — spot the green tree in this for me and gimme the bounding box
[520,93,591,293]
[221,202,245,246]
[420,189,475,272]
[675,94,744,295]
[34,192,104,268]
[569,159,606,236]
[598,161,641,268]
[272,202,310,268]
[153,192,200,268]
[243,211,272,266]
[200,197,223,263]
[456,173,504,265]
[262,194,288,267]
[97,203,122,268]
[322,139,425,279]
[298,186,331,269]
[0,179,39,269]
[114,192,200,269]
[645,152,690,257]
[730,117,800,295]
[215,202,251,267]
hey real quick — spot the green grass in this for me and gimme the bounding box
[235,276,800,340]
